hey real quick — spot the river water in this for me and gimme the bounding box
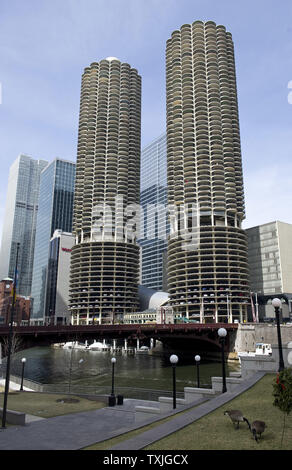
[8,346,240,393]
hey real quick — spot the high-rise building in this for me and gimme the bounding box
[30,158,75,323]
[0,154,48,296]
[246,221,292,321]
[247,221,292,295]
[139,133,169,290]
[46,230,75,325]
[70,58,141,325]
[166,21,249,322]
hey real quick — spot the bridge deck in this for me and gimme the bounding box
[0,322,238,336]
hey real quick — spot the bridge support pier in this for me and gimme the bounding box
[239,304,243,324]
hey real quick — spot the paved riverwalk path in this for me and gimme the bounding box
[0,372,265,450]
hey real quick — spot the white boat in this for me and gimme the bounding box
[88,340,111,351]
[136,346,150,354]
[238,343,272,363]
[62,341,87,350]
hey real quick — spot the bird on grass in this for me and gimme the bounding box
[250,420,266,442]
[224,410,251,430]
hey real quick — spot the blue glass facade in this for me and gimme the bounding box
[30,159,75,320]
[0,155,48,296]
[139,133,169,290]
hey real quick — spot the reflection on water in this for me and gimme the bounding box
[9,347,240,392]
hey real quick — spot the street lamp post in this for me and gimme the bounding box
[255,292,260,323]
[272,298,285,372]
[1,242,20,429]
[170,354,178,409]
[111,357,116,400]
[218,328,227,393]
[20,358,26,391]
[195,355,201,388]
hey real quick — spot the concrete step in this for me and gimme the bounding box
[211,376,243,393]
[135,405,160,414]
[158,396,187,413]
[184,386,216,404]
[134,405,161,423]
[0,407,26,426]
[158,396,187,405]
[229,371,242,378]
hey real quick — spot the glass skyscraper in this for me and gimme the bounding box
[30,158,75,322]
[139,133,169,290]
[0,154,48,296]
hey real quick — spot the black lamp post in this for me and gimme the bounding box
[218,327,227,393]
[195,355,201,388]
[170,354,178,409]
[272,298,285,372]
[1,242,20,429]
[20,357,26,391]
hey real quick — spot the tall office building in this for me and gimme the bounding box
[0,154,48,296]
[166,21,249,322]
[46,230,75,325]
[70,58,141,325]
[246,221,292,321]
[140,133,169,290]
[247,221,292,295]
[30,159,75,323]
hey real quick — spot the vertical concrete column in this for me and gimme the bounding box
[229,304,233,324]
[124,339,128,351]
[215,307,218,323]
[200,304,204,324]
[137,338,140,350]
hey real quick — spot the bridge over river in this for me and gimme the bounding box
[0,323,238,355]
[1,323,291,358]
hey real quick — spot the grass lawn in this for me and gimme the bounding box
[84,373,292,451]
[0,391,105,418]
[144,373,292,451]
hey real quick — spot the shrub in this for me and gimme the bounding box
[273,368,292,447]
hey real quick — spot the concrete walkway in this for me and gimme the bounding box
[0,372,265,450]
[110,371,265,450]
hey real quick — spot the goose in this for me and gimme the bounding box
[224,410,251,430]
[251,420,266,442]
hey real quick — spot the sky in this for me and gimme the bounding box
[0,0,292,242]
